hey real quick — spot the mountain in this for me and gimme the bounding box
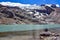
[0,2,60,24]
[47,8,60,24]
[0,2,59,9]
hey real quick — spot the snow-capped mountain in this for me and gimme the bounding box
[0,2,59,9]
[0,2,60,24]
[0,2,41,9]
[45,4,60,7]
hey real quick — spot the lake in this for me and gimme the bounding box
[0,24,60,32]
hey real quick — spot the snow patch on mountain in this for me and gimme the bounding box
[45,4,60,7]
[0,2,59,9]
[0,2,41,9]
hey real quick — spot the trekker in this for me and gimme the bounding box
[39,29,52,40]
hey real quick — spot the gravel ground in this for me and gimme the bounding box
[0,36,34,40]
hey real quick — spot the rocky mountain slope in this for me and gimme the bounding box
[0,3,60,24]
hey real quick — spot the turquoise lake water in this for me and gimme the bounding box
[0,24,60,32]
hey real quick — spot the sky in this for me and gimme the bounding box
[0,0,60,5]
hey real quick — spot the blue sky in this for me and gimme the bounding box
[0,0,60,5]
